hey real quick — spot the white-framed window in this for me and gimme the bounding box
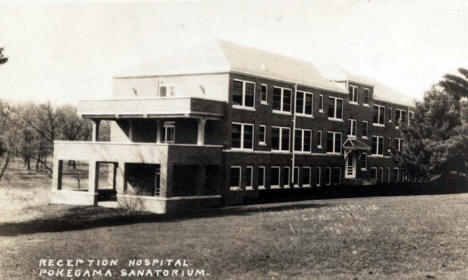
[317,130,323,148]
[372,136,384,156]
[389,107,393,122]
[159,84,175,97]
[293,167,299,187]
[231,122,254,150]
[230,166,241,191]
[261,84,268,104]
[387,167,391,183]
[349,85,358,104]
[326,167,332,186]
[294,128,312,152]
[302,167,311,187]
[232,79,255,109]
[272,126,290,152]
[348,119,357,137]
[371,167,377,180]
[316,167,321,187]
[259,125,266,145]
[258,166,265,189]
[245,166,253,190]
[272,86,292,113]
[332,167,341,185]
[296,91,313,117]
[393,138,404,152]
[395,109,407,127]
[363,88,370,105]
[282,166,290,188]
[319,94,324,112]
[361,121,368,138]
[328,97,343,120]
[361,153,367,170]
[271,166,280,189]
[379,167,384,183]
[326,131,342,154]
[163,121,175,143]
[393,167,400,182]
[373,104,385,126]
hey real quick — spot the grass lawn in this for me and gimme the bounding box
[1,161,468,279]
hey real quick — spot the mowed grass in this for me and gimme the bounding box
[1,161,468,279]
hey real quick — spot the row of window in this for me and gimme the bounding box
[371,136,404,155]
[373,105,414,127]
[229,166,342,190]
[370,167,404,183]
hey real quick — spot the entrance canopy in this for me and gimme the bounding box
[343,138,371,152]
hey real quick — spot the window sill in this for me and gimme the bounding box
[363,104,370,107]
[272,110,292,115]
[270,185,281,189]
[328,118,344,122]
[317,145,323,149]
[245,186,253,191]
[294,151,312,155]
[362,136,368,140]
[258,186,266,190]
[296,113,314,118]
[259,143,267,146]
[326,152,342,156]
[261,101,268,105]
[229,187,241,191]
[373,123,385,127]
[233,105,256,111]
[319,109,324,113]
[349,101,359,105]
[230,148,254,152]
[271,150,291,154]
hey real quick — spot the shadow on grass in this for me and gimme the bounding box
[0,201,332,237]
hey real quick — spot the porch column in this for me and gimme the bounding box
[52,159,63,191]
[156,120,162,144]
[91,120,100,142]
[159,163,173,197]
[115,161,126,194]
[195,165,206,195]
[197,118,207,145]
[88,160,99,205]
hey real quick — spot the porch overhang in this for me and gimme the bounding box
[343,138,371,152]
[78,97,226,120]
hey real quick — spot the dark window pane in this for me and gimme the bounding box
[293,168,299,184]
[328,98,335,117]
[294,129,302,151]
[283,89,291,112]
[259,126,265,143]
[361,154,367,168]
[362,122,368,137]
[230,167,240,187]
[303,130,311,152]
[160,86,167,97]
[272,127,280,150]
[271,168,280,186]
[327,132,334,153]
[233,81,243,106]
[273,88,281,110]
[231,124,241,148]
[243,125,253,149]
[317,131,322,147]
[372,137,377,154]
[281,128,290,151]
[246,167,252,187]
[316,168,321,185]
[258,168,265,186]
[378,138,383,155]
[245,82,255,107]
[334,133,342,153]
[336,99,343,119]
[261,85,267,102]
[282,168,289,185]
[302,168,310,185]
[296,91,304,114]
[319,95,323,110]
[379,107,385,124]
[305,94,313,115]
[373,106,379,123]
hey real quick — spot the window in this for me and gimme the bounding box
[272,127,290,151]
[395,109,407,126]
[271,167,280,188]
[296,91,313,116]
[326,131,342,154]
[319,94,324,112]
[326,167,332,186]
[387,137,392,153]
[163,121,175,143]
[232,80,255,108]
[259,125,266,145]
[230,166,241,190]
[159,84,175,97]
[373,105,385,125]
[328,97,343,120]
[393,168,400,182]
[379,167,384,183]
[273,87,292,113]
[361,121,368,138]
[361,153,367,169]
[261,84,268,104]
[408,111,414,125]
[348,119,357,137]
[389,107,393,122]
[372,136,384,155]
[317,130,323,148]
[332,167,341,185]
[393,138,404,152]
[302,167,311,187]
[246,166,253,190]
[258,166,265,189]
[349,85,358,103]
[316,167,321,187]
[387,167,391,183]
[282,166,290,188]
[363,88,369,105]
[294,129,312,152]
[293,167,299,186]
[371,167,377,180]
[231,123,254,150]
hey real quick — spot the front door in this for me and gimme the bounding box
[345,153,357,179]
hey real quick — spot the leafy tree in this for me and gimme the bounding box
[0,100,20,181]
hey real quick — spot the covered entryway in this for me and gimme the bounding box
[345,152,357,179]
[343,138,371,182]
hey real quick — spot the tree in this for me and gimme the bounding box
[0,100,20,182]
[401,68,468,181]
[0,47,7,65]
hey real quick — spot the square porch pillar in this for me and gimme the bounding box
[91,120,100,142]
[197,118,207,145]
[156,120,162,144]
[159,163,173,197]
[88,160,99,205]
[115,161,126,194]
[52,159,63,191]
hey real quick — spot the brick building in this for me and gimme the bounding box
[51,40,415,213]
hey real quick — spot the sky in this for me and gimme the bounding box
[0,0,467,104]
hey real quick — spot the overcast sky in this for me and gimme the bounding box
[0,0,467,104]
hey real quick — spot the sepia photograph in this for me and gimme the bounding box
[0,0,468,279]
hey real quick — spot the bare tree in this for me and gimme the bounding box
[0,100,20,182]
